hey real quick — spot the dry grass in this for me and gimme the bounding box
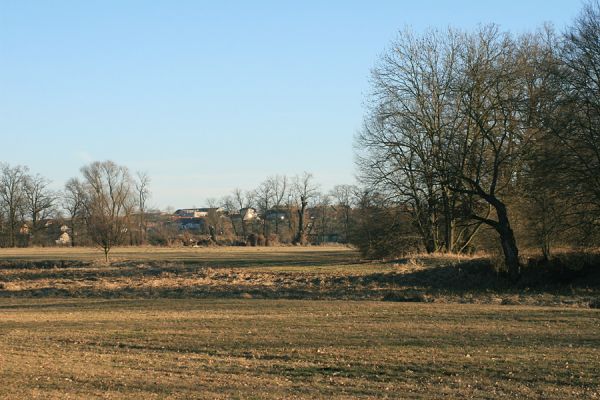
[0,246,598,307]
[0,299,598,399]
[0,245,355,263]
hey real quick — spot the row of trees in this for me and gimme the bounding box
[0,161,150,260]
[0,164,54,247]
[0,160,365,258]
[356,1,600,277]
[205,174,357,246]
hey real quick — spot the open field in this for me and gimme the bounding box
[0,246,598,306]
[0,246,358,265]
[0,247,598,398]
[1,299,599,399]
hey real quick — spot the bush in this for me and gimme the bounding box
[349,203,421,259]
[247,233,258,246]
[257,234,266,246]
[519,252,600,287]
[267,234,279,246]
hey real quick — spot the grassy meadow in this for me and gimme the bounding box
[0,246,598,398]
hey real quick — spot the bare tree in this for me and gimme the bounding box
[357,28,477,253]
[330,184,357,243]
[220,195,239,237]
[542,1,600,234]
[135,171,151,244]
[23,173,56,244]
[314,193,331,243]
[358,25,548,277]
[63,178,86,247]
[268,175,288,235]
[0,163,28,247]
[292,172,319,245]
[255,179,274,245]
[445,26,538,278]
[81,161,134,262]
[232,188,253,238]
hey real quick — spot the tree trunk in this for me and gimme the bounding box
[344,207,350,243]
[241,220,247,241]
[294,197,308,245]
[230,217,238,237]
[9,210,16,247]
[71,221,76,247]
[494,203,520,281]
[262,220,269,246]
[441,188,456,253]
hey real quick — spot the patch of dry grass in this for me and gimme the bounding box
[0,246,598,307]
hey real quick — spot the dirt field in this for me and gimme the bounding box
[1,299,598,399]
[0,246,598,398]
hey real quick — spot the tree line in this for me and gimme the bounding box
[356,1,600,278]
[175,173,358,248]
[0,160,363,260]
[0,161,150,260]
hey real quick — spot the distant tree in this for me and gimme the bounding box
[232,188,253,238]
[292,172,319,245]
[62,178,86,247]
[313,193,332,243]
[267,175,288,236]
[221,195,239,237]
[330,184,358,243]
[80,161,134,262]
[255,179,274,245]
[23,173,56,244]
[135,171,151,244]
[0,163,28,247]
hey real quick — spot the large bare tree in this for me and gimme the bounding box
[357,28,484,254]
[358,25,548,278]
[541,1,600,236]
[444,26,532,278]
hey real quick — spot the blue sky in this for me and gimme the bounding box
[0,0,582,209]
